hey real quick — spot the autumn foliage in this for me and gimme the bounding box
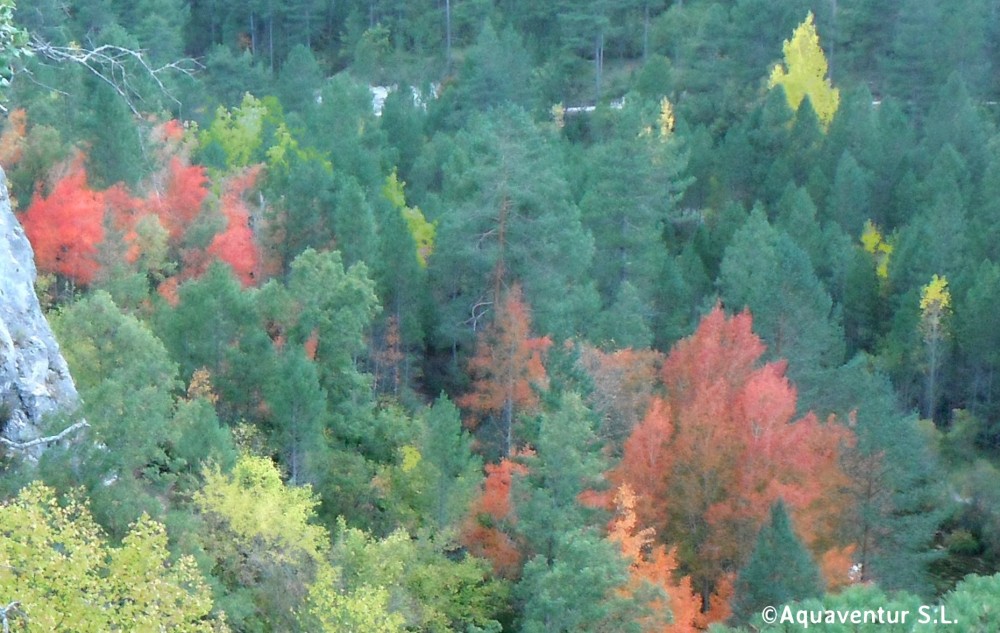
[20,155,106,285]
[609,305,856,614]
[609,484,702,633]
[458,284,551,455]
[461,455,529,579]
[207,166,262,286]
[146,157,210,242]
[17,119,265,290]
[0,108,26,169]
[576,344,664,453]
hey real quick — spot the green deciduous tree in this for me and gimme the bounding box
[301,564,405,633]
[0,482,224,632]
[194,454,328,631]
[323,520,509,633]
[47,291,221,535]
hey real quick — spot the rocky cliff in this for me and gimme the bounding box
[0,167,80,453]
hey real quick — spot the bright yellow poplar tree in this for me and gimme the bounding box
[861,219,893,281]
[769,12,840,130]
[920,274,952,419]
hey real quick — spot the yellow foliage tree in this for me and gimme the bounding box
[0,482,224,632]
[658,97,676,139]
[920,274,952,318]
[302,565,405,633]
[383,169,436,268]
[194,455,330,630]
[195,455,329,566]
[196,456,427,632]
[920,274,952,419]
[769,12,840,130]
[199,93,266,170]
[860,219,893,280]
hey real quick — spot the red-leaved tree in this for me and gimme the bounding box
[206,166,261,286]
[610,305,855,616]
[20,155,105,286]
[146,157,209,242]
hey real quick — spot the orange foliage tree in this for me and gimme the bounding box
[610,305,855,617]
[460,454,529,579]
[0,108,26,169]
[458,284,551,457]
[608,484,702,633]
[20,155,105,286]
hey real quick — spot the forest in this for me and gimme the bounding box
[2,0,1000,630]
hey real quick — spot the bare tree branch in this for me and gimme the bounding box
[0,419,88,451]
[27,37,202,115]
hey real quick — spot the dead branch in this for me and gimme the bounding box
[0,419,88,451]
[27,37,202,116]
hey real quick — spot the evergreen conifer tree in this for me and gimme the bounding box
[729,500,824,626]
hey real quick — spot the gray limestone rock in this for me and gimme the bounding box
[0,167,80,453]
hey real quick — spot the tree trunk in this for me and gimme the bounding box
[445,0,452,70]
[643,3,650,62]
[595,30,604,101]
[268,2,275,74]
[502,395,514,457]
[925,337,939,420]
[249,12,257,56]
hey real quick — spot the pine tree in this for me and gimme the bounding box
[719,207,845,410]
[729,500,824,626]
[420,394,482,530]
[833,360,945,595]
[433,107,598,344]
[514,393,643,633]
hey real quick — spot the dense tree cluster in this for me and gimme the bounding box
[2,0,1000,629]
